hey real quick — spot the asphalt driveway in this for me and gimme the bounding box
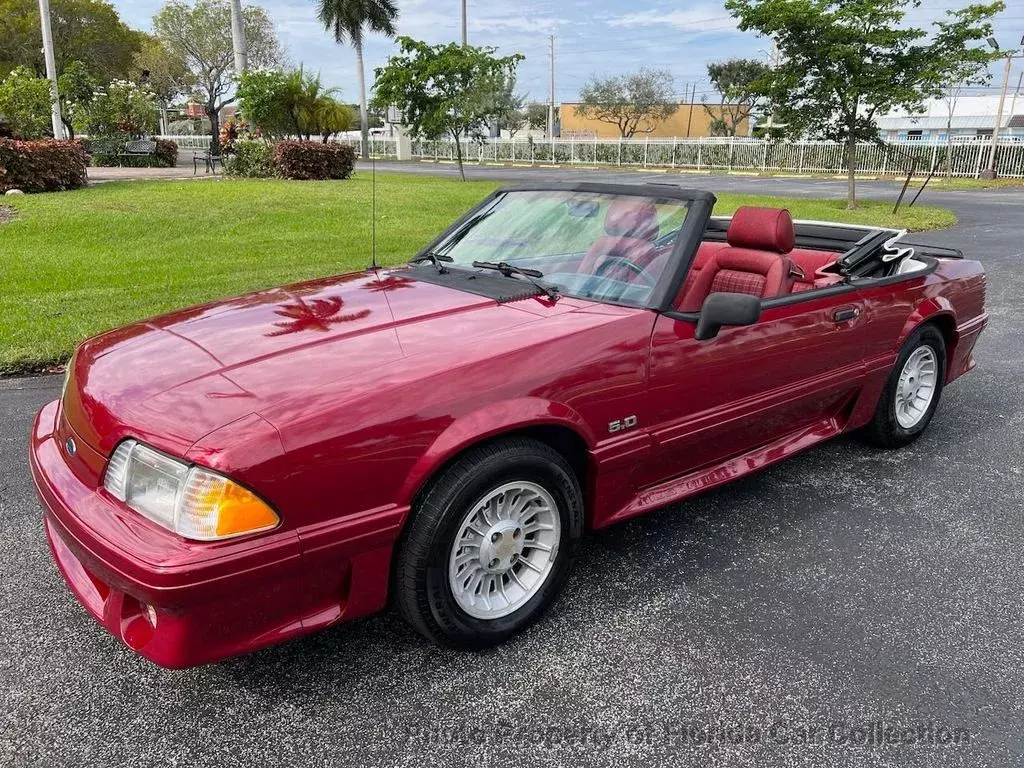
[1,170,1022,767]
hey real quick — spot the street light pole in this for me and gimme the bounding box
[461,0,467,45]
[37,0,65,140]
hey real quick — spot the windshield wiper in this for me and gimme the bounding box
[409,251,453,274]
[472,261,559,301]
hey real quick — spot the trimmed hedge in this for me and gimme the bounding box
[86,137,179,168]
[225,139,276,178]
[0,139,88,193]
[274,141,355,180]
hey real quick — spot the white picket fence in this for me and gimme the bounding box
[157,135,1024,179]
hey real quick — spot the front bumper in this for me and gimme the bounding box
[30,400,402,668]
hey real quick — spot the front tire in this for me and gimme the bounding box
[394,437,583,649]
[862,324,946,448]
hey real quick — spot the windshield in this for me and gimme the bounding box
[428,190,692,305]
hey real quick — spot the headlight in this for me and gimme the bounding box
[103,440,279,541]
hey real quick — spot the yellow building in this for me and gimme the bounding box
[559,103,752,139]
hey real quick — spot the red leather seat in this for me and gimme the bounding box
[579,199,661,281]
[678,207,796,311]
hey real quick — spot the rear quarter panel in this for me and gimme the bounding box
[845,257,986,429]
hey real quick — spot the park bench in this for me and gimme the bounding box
[116,139,158,166]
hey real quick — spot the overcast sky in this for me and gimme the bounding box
[114,0,1024,105]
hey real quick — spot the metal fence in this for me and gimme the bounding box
[157,135,400,157]
[156,135,1024,178]
[408,136,1024,179]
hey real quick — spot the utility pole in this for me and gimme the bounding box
[230,0,248,74]
[461,0,467,45]
[548,34,555,139]
[685,82,696,137]
[37,0,65,140]
[981,37,1022,179]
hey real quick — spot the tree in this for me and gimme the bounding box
[932,2,1004,176]
[133,35,195,133]
[317,0,397,160]
[373,37,523,180]
[77,79,159,137]
[704,58,771,137]
[725,0,1005,208]
[577,69,676,138]
[237,67,353,141]
[525,102,554,133]
[309,97,354,142]
[57,60,96,139]
[0,0,143,83]
[153,0,285,153]
[0,66,52,138]
[236,68,292,136]
[490,75,527,137]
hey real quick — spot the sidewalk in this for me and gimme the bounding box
[87,157,221,183]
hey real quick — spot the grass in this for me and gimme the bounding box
[0,174,956,374]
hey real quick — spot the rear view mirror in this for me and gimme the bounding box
[566,199,599,219]
[695,292,761,341]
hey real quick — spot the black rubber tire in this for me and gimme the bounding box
[393,437,584,649]
[861,324,946,449]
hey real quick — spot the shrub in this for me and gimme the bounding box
[0,67,52,139]
[0,139,88,193]
[274,141,355,180]
[225,139,276,178]
[155,139,178,167]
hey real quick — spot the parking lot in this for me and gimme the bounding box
[1,170,1022,767]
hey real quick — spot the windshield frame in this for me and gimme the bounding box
[410,182,717,311]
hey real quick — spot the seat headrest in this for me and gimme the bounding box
[604,199,660,241]
[726,206,795,253]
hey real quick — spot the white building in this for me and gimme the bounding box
[876,94,1024,142]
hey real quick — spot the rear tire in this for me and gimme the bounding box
[862,324,946,449]
[393,437,583,649]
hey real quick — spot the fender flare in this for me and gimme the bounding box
[897,297,958,367]
[396,397,596,506]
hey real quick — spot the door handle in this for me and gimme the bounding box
[833,307,860,323]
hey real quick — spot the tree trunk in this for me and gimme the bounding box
[62,117,74,140]
[208,105,221,155]
[452,129,466,181]
[356,38,369,161]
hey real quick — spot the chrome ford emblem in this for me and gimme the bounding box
[65,438,76,456]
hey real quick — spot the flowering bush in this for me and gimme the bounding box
[274,141,355,180]
[0,139,88,193]
[0,67,52,139]
[77,80,158,138]
[225,139,276,177]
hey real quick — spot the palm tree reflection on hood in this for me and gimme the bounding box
[266,295,371,337]
[362,275,415,293]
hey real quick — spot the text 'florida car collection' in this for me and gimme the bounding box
[30,183,987,667]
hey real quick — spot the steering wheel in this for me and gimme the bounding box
[592,256,657,287]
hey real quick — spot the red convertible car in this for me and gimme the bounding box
[30,183,987,668]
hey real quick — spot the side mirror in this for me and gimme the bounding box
[694,292,761,341]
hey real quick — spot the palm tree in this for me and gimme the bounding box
[316,0,399,159]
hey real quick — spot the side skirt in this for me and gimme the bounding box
[598,417,845,528]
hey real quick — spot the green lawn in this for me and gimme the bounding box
[0,174,956,374]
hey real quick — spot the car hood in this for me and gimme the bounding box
[64,269,563,456]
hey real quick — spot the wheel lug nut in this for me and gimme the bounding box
[488,558,499,569]
[491,532,501,543]
[513,528,522,538]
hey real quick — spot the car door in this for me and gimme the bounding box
[637,288,869,488]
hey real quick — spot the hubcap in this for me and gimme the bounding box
[895,346,938,429]
[448,481,561,620]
